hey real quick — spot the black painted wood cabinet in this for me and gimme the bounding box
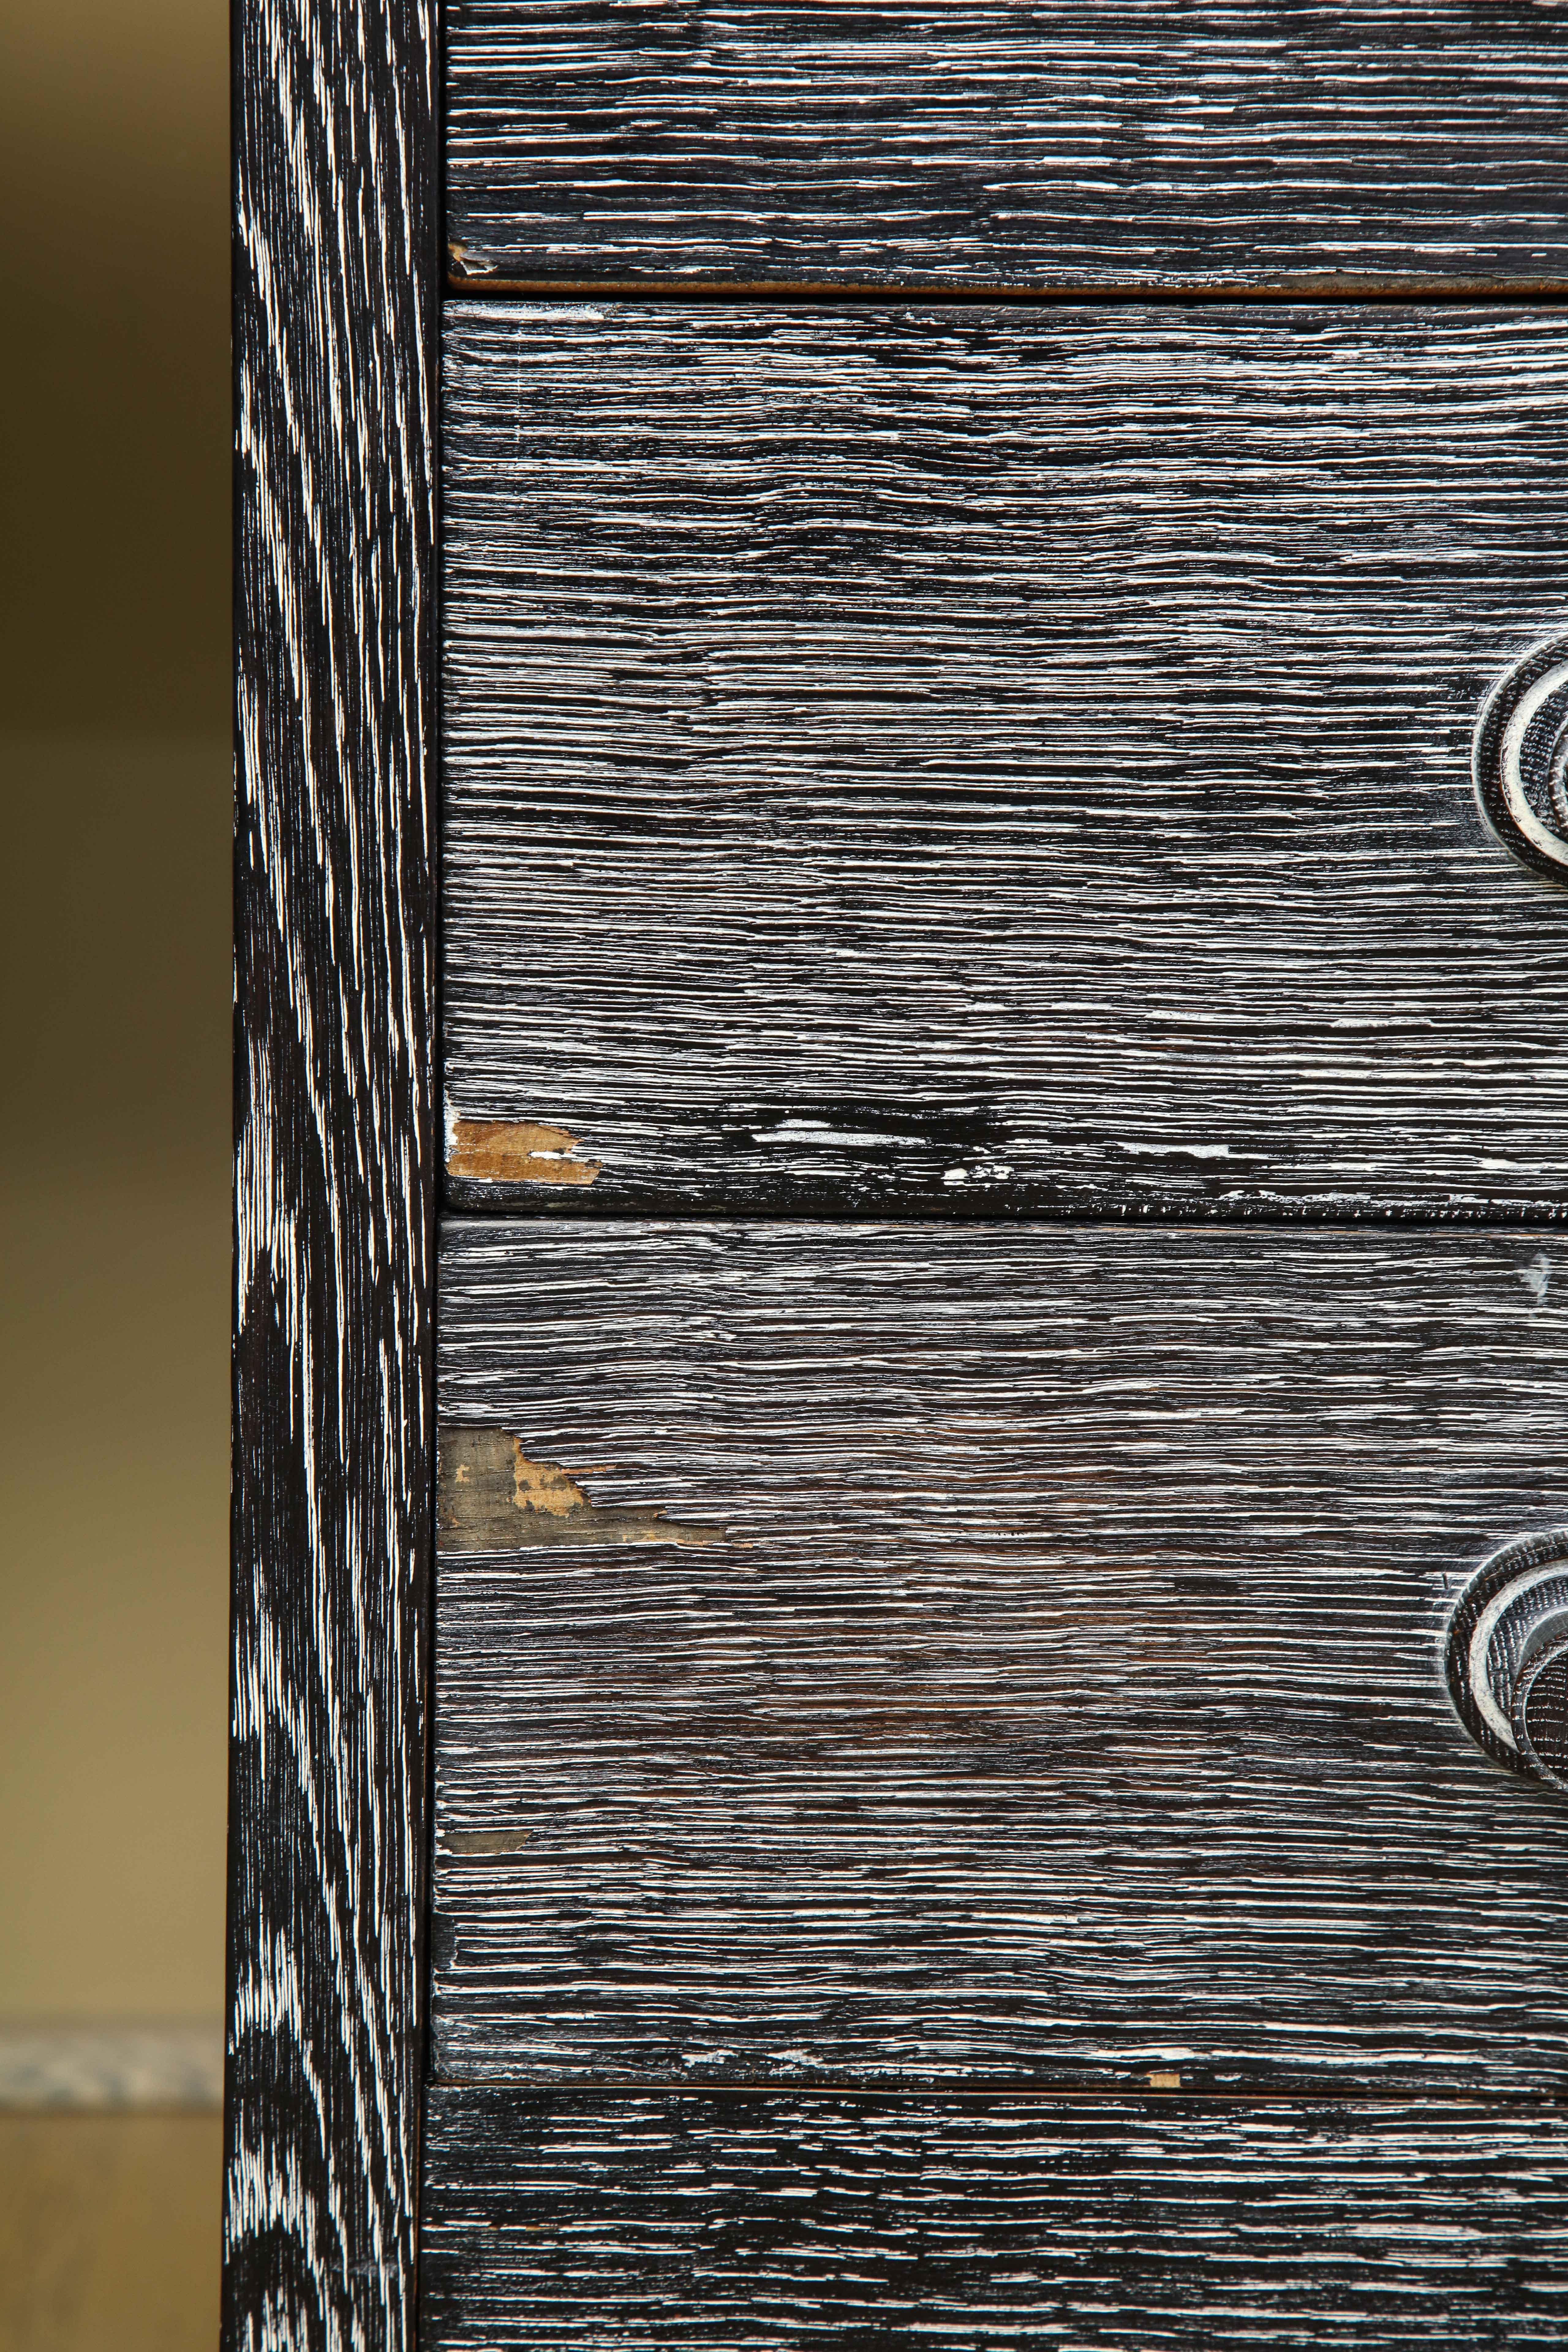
[228,7,1568,2344]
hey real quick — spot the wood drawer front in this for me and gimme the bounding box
[420,2092,1568,2349]
[432,1222,1568,2096]
[442,304,1568,1220]
[445,3,1568,289]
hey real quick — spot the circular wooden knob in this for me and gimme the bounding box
[1446,1533,1568,1788]
[1475,639,1568,880]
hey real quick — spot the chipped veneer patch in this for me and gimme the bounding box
[447,1114,600,1186]
[445,1828,532,1856]
[438,1427,720,1551]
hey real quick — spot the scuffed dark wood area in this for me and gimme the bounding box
[227,0,438,2338]
[442,303,1568,1219]
[420,2087,1568,2348]
[445,2,1568,288]
[430,1220,1568,2092]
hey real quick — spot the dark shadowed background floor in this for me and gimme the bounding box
[1,1,230,2341]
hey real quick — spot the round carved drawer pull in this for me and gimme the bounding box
[1475,638,1568,881]
[1446,1533,1568,1789]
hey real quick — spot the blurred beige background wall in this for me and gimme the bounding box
[1,0,230,2339]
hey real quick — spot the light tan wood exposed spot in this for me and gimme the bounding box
[437,1427,720,1552]
[448,1116,600,1186]
[446,1829,531,1856]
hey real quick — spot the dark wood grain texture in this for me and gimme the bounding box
[228,0,438,2337]
[442,303,1568,1219]
[432,1220,1568,2092]
[420,2088,1568,2349]
[445,2,1568,288]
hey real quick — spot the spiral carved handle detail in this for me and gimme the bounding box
[1475,640,1568,881]
[1446,1534,1568,1792]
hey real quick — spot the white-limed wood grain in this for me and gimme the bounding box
[432,1220,1568,2092]
[445,0,1568,288]
[228,0,437,2339]
[442,303,1568,1218]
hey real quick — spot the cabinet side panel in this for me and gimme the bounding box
[226,0,438,2339]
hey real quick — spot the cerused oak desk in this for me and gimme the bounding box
[228,6,1568,2343]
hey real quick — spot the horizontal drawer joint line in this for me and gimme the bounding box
[447,270,1568,310]
[427,2078,1568,2115]
[439,1198,1568,1234]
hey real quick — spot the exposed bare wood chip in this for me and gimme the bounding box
[437,1426,720,1552]
[447,1116,600,1187]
